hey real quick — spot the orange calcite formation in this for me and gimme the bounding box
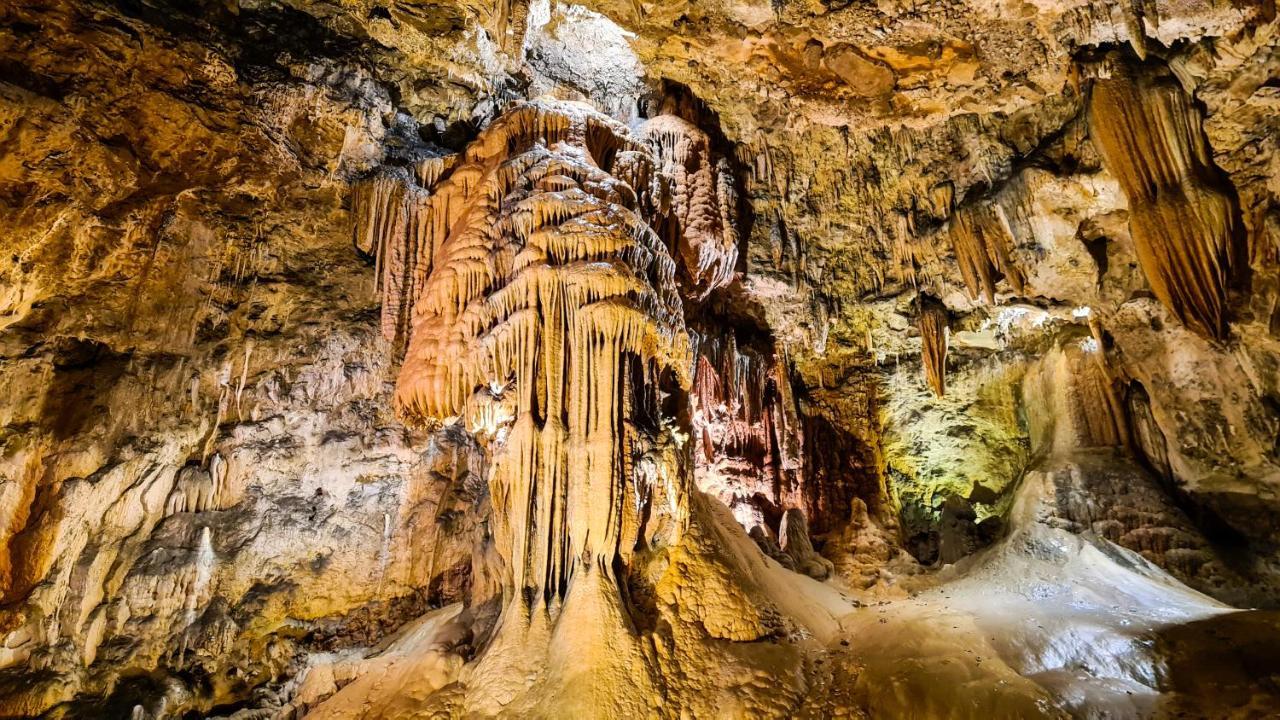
[918,299,949,397]
[1089,72,1245,341]
[639,114,740,298]
[948,202,1026,304]
[355,102,690,607]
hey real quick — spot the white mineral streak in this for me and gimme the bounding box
[185,526,215,627]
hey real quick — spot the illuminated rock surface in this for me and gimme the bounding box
[2,0,1280,718]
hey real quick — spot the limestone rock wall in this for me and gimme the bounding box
[0,1,511,715]
[2,0,1280,715]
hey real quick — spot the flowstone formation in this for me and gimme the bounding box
[390,104,689,610]
[1089,64,1247,342]
[319,100,841,717]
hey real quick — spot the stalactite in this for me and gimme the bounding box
[351,168,424,350]
[1089,69,1245,341]
[918,297,948,397]
[165,455,230,515]
[687,324,813,536]
[416,155,459,188]
[1085,316,1131,449]
[947,202,1025,304]
[638,115,740,298]
[362,102,689,612]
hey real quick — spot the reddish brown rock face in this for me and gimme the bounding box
[686,319,890,568]
[689,327,801,526]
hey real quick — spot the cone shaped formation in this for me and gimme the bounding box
[919,299,949,397]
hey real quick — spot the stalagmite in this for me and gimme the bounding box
[779,508,834,580]
[343,104,863,717]
[918,297,949,396]
[183,527,215,628]
[1089,69,1245,341]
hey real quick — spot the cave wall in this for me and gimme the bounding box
[0,2,506,715]
[2,0,1280,715]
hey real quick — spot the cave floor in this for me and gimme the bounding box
[302,476,1280,719]
[814,475,1280,719]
